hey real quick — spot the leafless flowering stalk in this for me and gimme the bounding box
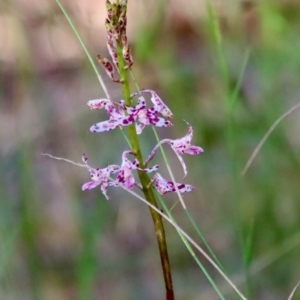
[56,1,204,299]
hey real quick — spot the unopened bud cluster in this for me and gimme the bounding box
[97,0,133,83]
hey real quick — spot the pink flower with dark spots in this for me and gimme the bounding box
[81,154,120,200]
[89,99,135,133]
[117,151,159,189]
[150,173,195,195]
[145,120,204,177]
[131,89,174,119]
[125,95,173,134]
[88,99,107,110]
[89,95,172,134]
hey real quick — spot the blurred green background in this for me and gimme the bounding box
[1,0,300,299]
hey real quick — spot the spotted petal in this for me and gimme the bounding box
[87,99,110,110]
[122,96,172,133]
[90,118,123,132]
[131,90,173,119]
[144,121,203,177]
[170,120,204,155]
[81,154,120,200]
[152,173,195,195]
[147,113,173,127]
[125,96,146,115]
[97,55,121,83]
[117,151,159,189]
[82,180,102,191]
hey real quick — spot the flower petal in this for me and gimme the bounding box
[173,151,188,178]
[153,173,195,195]
[135,123,145,134]
[104,101,120,117]
[126,96,146,115]
[124,173,135,189]
[117,169,135,190]
[185,146,204,155]
[100,182,111,200]
[146,113,173,127]
[81,154,120,199]
[87,99,110,110]
[138,164,159,173]
[105,164,121,174]
[131,90,174,118]
[82,180,102,191]
[90,119,122,132]
[107,40,119,70]
[122,43,133,69]
[90,115,134,133]
[97,55,121,83]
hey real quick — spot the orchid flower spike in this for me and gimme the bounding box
[117,151,159,190]
[81,154,120,200]
[150,173,195,195]
[145,120,204,177]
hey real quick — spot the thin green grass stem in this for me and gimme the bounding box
[206,1,252,296]
[228,48,253,296]
[129,68,224,271]
[152,127,224,271]
[229,48,251,108]
[155,192,226,300]
[121,185,247,300]
[19,144,43,300]
[242,101,300,175]
[185,209,224,271]
[206,2,229,89]
[56,0,133,148]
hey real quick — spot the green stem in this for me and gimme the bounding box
[117,43,174,300]
[156,192,226,300]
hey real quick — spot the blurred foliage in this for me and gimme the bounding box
[1,0,300,299]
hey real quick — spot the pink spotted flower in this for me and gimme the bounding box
[150,173,195,195]
[81,154,120,200]
[117,150,159,189]
[131,89,174,119]
[88,99,134,133]
[88,90,173,134]
[125,93,173,134]
[145,120,204,177]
